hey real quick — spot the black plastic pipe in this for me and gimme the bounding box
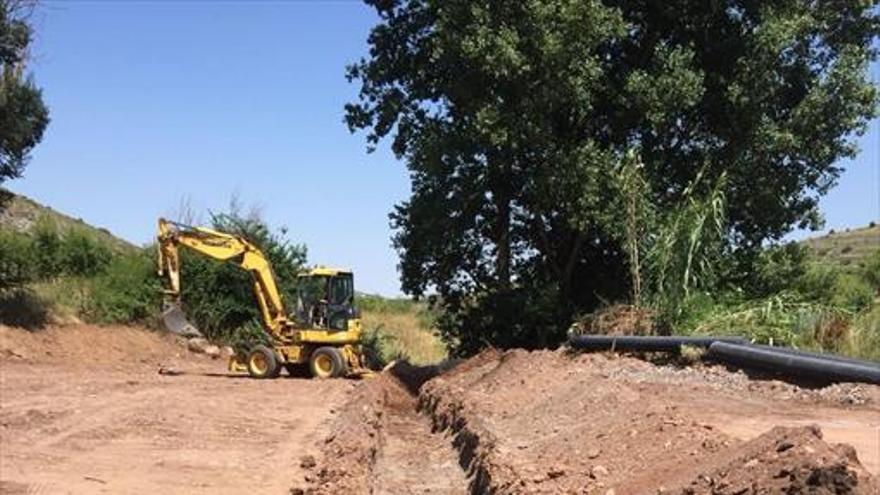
[708,341,880,385]
[568,335,748,352]
[748,344,877,367]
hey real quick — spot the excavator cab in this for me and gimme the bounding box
[296,268,359,331]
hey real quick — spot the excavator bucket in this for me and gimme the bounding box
[160,303,203,338]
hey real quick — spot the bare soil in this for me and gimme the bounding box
[310,349,879,494]
[3,325,878,494]
[0,324,354,495]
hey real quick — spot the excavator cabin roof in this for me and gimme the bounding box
[301,267,352,277]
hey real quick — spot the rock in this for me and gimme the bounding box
[587,447,601,459]
[591,465,609,478]
[204,345,221,359]
[158,365,181,376]
[547,469,565,479]
[289,488,305,495]
[300,455,317,469]
[776,440,795,453]
[187,337,210,354]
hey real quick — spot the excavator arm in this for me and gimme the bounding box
[157,218,290,340]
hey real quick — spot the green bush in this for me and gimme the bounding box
[360,325,407,368]
[87,250,160,324]
[829,274,874,312]
[224,319,271,354]
[740,243,808,298]
[58,229,111,277]
[863,249,880,291]
[0,288,50,329]
[177,208,306,340]
[32,216,63,278]
[795,262,874,312]
[0,230,35,289]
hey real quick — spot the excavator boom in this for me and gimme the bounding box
[156,218,289,340]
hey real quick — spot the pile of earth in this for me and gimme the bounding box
[305,349,878,494]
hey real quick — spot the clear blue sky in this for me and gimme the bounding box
[8,1,880,296]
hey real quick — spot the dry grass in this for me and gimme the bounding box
[801,224,880,270]
[361,307,447,365]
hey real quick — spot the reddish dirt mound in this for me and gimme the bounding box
[0,324,188,369]
[419,349,878,493]
[665,425,876,494]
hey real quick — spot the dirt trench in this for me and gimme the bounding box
[304,363,469,494]
[309,349,879,494]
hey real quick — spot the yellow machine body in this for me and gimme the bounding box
[157,218,366,378]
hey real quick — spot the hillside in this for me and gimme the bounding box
[0,190,136,253]
[801,223,880,268]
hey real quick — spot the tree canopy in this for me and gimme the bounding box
[347,0,878,354]
[0,0,49,190]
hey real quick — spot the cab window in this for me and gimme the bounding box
[329,275,353,305]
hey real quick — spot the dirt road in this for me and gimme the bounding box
[0,325,353,495]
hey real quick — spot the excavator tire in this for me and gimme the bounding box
[247,345,280,379]
[309,347,347,379]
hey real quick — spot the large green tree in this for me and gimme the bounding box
[0,0,48,191]
[346,0,879,354]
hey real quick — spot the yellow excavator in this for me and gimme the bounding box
[157,218,365,379]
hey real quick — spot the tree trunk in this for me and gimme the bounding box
[494,191,511,289]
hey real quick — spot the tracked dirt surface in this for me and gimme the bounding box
[0,325,354,495]
[3,325,879,494]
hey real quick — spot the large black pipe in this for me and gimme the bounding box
[568,335,748,352]
[708,342,880,385]
[748,344,878,367]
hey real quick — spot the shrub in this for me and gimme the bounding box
[829,274,874,312]
[224,319,271,354]
[58,229,111,277]
[795,263,841,302]
[32,216,63,279]
[740,243,808,298]
[360,325,407,368]
[0,288,50,329]
[691,294,849,348]
[863,249,880,291]
[0,230,35,289]
[87,250,161,324]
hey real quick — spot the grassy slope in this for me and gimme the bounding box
[800,224,879,270]
[357,294,447,365]
[0,190,136,253]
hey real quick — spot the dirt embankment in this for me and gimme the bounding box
[310,349,879,494]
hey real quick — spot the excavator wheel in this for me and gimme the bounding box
[309,347,347,379]
[247,345,280,379]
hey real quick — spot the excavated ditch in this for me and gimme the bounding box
[304,350,879,494]
[303,362,468,494]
